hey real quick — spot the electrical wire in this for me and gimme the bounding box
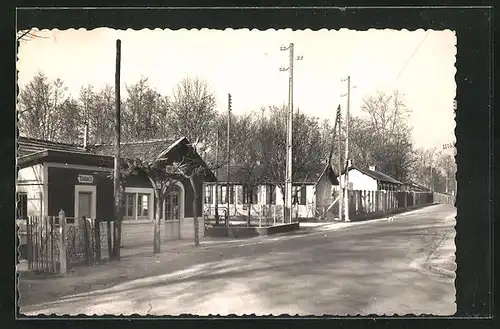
[390,31,430,88]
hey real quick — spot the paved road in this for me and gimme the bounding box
[20,204,456,316]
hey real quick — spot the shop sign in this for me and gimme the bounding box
[77,174,94,184]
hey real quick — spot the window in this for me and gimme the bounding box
[243,185,259,204]
[252,186,259,204]
[124,193,149,218]
[219,185,234,204]
[292,186,307,205]
[219,186,226,204]
[266,185,276,205]
[204,185,213,204]
[125,193,136,218]
[16,192,27,220]
[137,194,149,217]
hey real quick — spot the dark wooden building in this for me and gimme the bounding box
[16,137,216,223]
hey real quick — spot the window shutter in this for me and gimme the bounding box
[236,185,243,204]
[252,186,259,204]
[265,185,270,204]
[300,186,307,205]
[230,185,235,204]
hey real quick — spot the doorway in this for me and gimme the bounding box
[164,185,181,221]
[74,185,97,219]
[78,191,92,218]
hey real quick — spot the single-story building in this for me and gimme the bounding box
[17,136,216,246]
[403,181,432,193]
[339,165,403,191]
[203,162,339,220]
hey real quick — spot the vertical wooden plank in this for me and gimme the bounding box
[44,216,48,272]
[95,218,101,262]
[27,216,31,270]
[35,217,39,272]
[59,210,67,275]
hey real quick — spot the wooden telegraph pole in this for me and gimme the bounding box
[342,76,351,222]
[337,105,343,222]
[227,94,232,229]
[113,39,122,260]
[214,130,220,225]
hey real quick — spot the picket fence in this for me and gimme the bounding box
[203,204,305,227]
[345,190,453,220]
[23,210,98,274]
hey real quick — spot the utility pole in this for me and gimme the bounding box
[337,105,343,222]
[214,130,219,225]
[227,93,232,229]
[113,39,122,260]
[341,76,351,222]
[280,43,303,224]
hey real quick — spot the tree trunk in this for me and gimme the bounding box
[153,189,162,254]
[189,176,200,247]
[106,220,112,259]
[246,190,251,227]
[214,182,219,225]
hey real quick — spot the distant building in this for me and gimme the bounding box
[403,181,432,193]
[204,162,339,220]
[338,165,403,191]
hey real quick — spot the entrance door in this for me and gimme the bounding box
[78,192,92,219]
[165,186,180,221]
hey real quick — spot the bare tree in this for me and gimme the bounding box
[123,77,166,142]
[349,90,414,181]
[173,143,215,247]
[57,97,82,144]
[18,71,68,141]
[260,106,327,212]
[167,77,217,155]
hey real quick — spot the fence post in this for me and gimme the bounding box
[58,210,67,275]
[95,218,101,262]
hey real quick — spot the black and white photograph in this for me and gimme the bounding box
[16,25,458,316]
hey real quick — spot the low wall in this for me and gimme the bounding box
[205,222,300,238]
[98,217,204,250]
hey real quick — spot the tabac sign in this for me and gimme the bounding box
[77,174,94,184]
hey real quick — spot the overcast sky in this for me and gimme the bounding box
[17,28,456,149]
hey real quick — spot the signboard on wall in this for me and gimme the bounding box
[77,174,94,184]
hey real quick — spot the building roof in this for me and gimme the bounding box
[404,181,431,191]
[215,162,338,185]
[345,165,403,185]
[90,138,180,163]
[17,136,216,182]
[17,136,89,157]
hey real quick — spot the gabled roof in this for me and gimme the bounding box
[17,136,89,157]
[90,138,180,163]
[214,162,338,185]
[17,136,216,182]
[314,163,339,186]
[404,181,431,191]
[344,165,402,185]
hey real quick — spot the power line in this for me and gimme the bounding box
[390,31,430,88]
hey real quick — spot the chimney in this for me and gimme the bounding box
[83,123,89,149]
[369,165,376,171]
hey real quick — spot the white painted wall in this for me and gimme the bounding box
[203,183,317,219]
[340,169,378,191]
[17,164,45,217]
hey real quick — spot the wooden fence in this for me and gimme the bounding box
[346,190,453,221]
[23,210,100,274]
